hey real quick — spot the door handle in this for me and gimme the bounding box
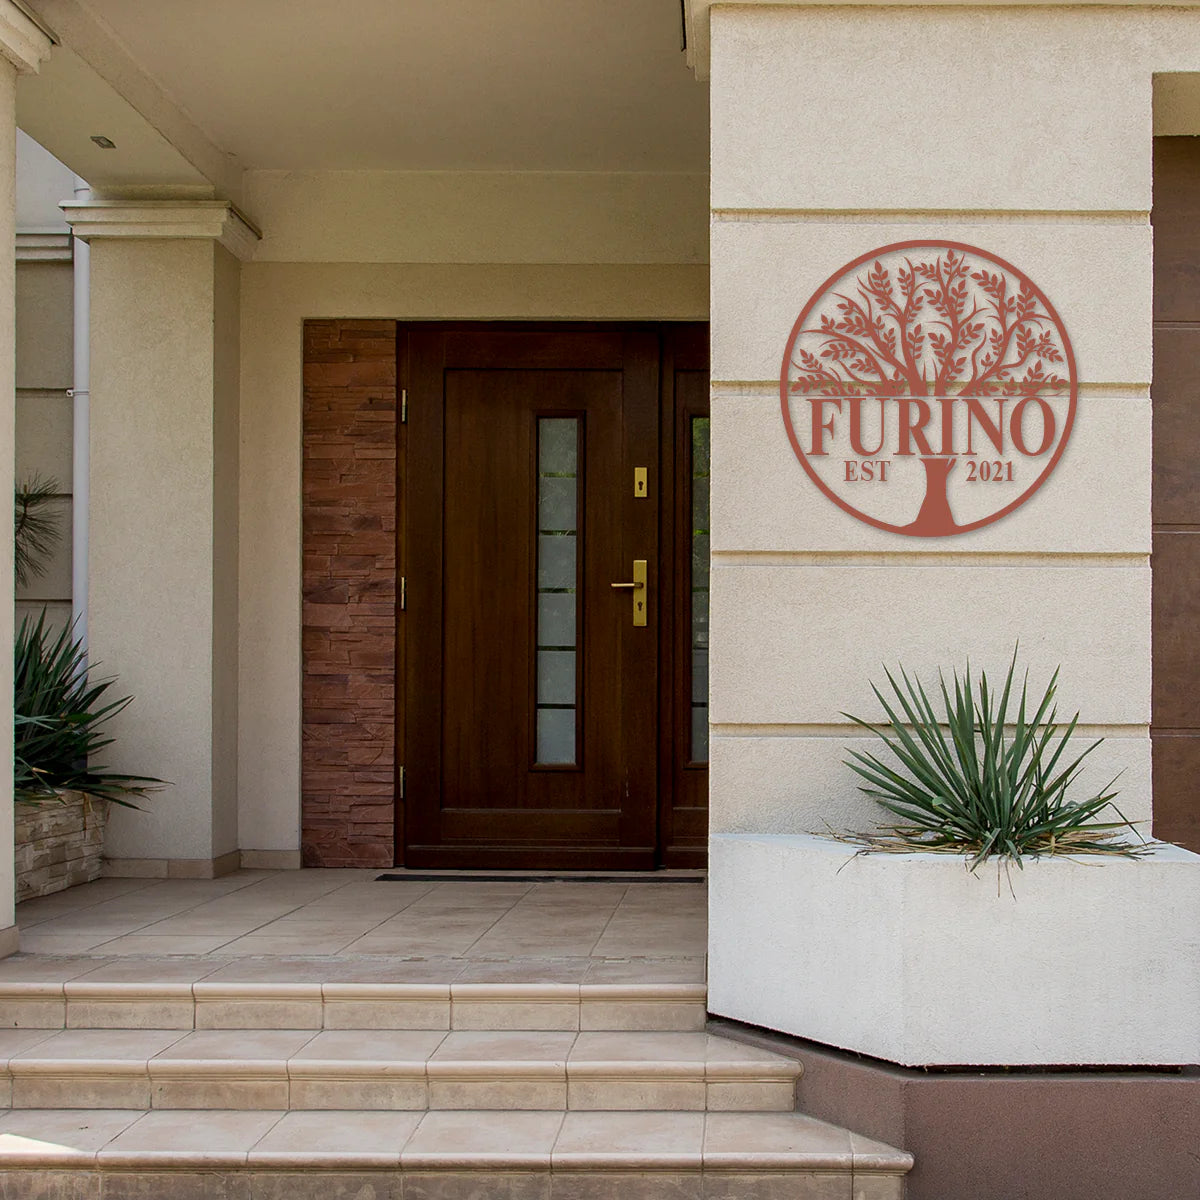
[610,559,648,627]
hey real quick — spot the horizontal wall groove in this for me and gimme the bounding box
[711,552,1149,568]
[712,724,1149,739]
[712,208,1148,225]
[711,380,1151,399]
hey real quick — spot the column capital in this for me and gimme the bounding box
[0,1,51,75]
[60,199,260,262]
[683,0,1200,80]
[15,230,70,261]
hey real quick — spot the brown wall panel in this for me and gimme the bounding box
[1153,138,1200,851]
[1150,733,1200,849]
[1152,327,1200,526]
[1151,530,1200,730]
[1152,138,1200,323]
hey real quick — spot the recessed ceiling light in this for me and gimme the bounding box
[90,135,115,149]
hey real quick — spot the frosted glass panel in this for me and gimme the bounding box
[537,708,576,765]
[538,534,576,590]
[691,648,708,705]
[692,481,710,533]
[691,533,710,593]
[536,417,579,766]
[537,593,576,647]
[539,477,577,532]
[538,651,576,706]
[539,419,578,475]
[691,705,710,763]
[690,417,710,763]
[692,590,709,647]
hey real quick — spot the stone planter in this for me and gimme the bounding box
[709,831,1200,1068]
[15,792,108,902]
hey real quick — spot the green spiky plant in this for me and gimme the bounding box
[15,611,162,808]
[14,474,63,589]
[840,648,1147,868]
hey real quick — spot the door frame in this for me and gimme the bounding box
[394,321,708,869]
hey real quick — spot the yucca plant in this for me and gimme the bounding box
[841,648,1146,867]
[15,611,162,808]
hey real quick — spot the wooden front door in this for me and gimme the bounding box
[401,325,707,869]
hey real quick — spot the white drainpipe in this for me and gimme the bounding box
[69,175,89,649]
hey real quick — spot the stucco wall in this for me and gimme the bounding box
[705,6,1200,845]
[243,171,709,266]
[238,258,708,853]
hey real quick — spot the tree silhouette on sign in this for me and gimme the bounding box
[786,247,1070,534]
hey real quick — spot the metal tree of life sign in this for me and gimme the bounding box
[780,241,1078,536]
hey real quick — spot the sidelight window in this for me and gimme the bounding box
[690,416,710,763]
[535,417,580,765]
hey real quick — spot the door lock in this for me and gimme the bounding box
[610,559,648,626]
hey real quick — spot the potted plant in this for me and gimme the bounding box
[838,648,1146,867]
[14,614,163,901]
[12,478,161,901]
[707,649,1200,1068]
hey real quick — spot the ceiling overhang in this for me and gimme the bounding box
[18,0,239,200]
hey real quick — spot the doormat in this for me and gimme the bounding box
[374,873,705,883]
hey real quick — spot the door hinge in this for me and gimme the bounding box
[399,765,406,800]
[399,576,406,610]
[400,389,407,424]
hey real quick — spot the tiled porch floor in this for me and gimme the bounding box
[8,870,706,982]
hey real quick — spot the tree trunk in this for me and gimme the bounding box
[904,456,958,536]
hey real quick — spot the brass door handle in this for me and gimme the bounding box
[611,560,647,626]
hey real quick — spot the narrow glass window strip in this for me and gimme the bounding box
[690,416,711,763]
[536,417,579,765]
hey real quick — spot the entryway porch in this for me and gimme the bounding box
[0,872,910,1198]
[14,869,708,963]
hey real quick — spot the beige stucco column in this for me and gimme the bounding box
[0,3,50,951]
[691,0,1200,1064]
[695,0,1163,835]
[61,201,257,877]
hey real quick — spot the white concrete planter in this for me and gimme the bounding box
[15,792,108,902]
[709,832,1200,1067]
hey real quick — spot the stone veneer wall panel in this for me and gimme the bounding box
[15,794,105,901]
[301,319,397,867]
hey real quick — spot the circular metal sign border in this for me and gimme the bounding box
[778,239,1079,537]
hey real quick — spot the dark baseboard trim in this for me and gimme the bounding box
[710,1017,1200,1200]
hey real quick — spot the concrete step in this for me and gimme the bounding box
[0,978,708,1032]
[0,1028,802,1112]
[0,1107,913,1198]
